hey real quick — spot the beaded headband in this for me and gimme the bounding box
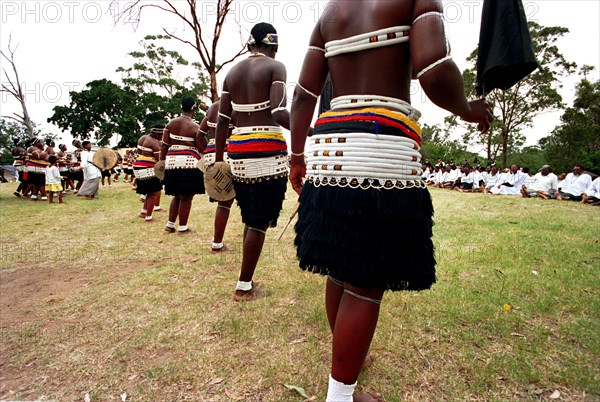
[247,33,278,46]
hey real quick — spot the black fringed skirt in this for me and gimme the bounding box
[164,169,205,196]
[233,176,287,229]
[135,177,162,195]
[294,183,436,291]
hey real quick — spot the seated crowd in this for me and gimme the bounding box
[422,160,600,206]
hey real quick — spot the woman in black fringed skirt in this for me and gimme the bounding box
[289,1,493,400]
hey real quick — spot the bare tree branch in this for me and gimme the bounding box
[111,0,246,102]
[1,35,34,137]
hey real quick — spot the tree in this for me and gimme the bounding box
[49,40,209,147]
[420,123,484,166]
[116,35,210,102]
[48,79,142,146]
[540,73,600,174]
[1,36,35,137]
[445,22,576,168]
[111,0,246,102]
[0,119,29,164]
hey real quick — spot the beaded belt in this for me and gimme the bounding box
[165,146,201,170]
[306,132,425,190]
[230,154,288,182]
[134,167,156,180]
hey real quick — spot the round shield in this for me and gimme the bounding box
[154,160,166,181]
[92,148,118,170]
[204,161,236,201]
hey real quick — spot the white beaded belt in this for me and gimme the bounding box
[15,165,25,172]
[27,166,47,173]
[201,154,231,172]
[306,132,424,189]
[230,154,288,180]
[134,167,156,180]
[165,154,201,170]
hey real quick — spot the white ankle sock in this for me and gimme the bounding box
[236,280,252,291]
[326,375,356,402]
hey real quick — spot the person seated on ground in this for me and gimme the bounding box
[490,164,528,195]
[581,176,600,206]
[521,164,558,199]
[483,165,501,193]
[438,163,458,189]
[556,172,567,191]
[474,165,485,192]
[556,164,592,201]
[426,165,442,186]
[421,163,431,181]
[455,165,475,192]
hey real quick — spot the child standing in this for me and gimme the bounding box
[45,155,64,204]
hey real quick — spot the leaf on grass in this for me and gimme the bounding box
[284,384,309,398]
[511,332,526,337]
[121,392,127,401]
[549,390,560,399]
[209,377,224,386]
[84,393,91,402]
[289,338,306,345]
[128,374,138,381]
[531,270,539,276]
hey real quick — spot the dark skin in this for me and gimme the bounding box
[161,107,207,231]
[290,1,493,400]
[214,41,290,300]
[28,141,48,200]
[72,141,84,192]
[137,131,162,221]
[201,100,234,250]
[11,143,27,196]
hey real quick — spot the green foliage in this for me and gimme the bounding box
[540,77,600,174]
[421,123,485,166]
[0,119,29,164]
[446,23,576,167]
[509,145,547,172]
[48,37,210,147]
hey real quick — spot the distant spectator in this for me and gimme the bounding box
[490,164,529,195]
[556,165,592,201]
[484,165,501,193]
[581,177,600,206]
[520,165,558,199]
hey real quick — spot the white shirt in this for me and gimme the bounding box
[81,149,101,180]
[45,165,61,185]
[561,173,592,196]
[527,172,558,192]
[583,177,600,198]
[485,172,501,189]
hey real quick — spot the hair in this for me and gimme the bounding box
[45,138,53,146]
[575,164,585,171]
[522,167,530,174]
[181,97,197,112]
[250,22,278,49]
[82,140,91,148]
[72,139,80,146]
[48,155,57,164]
[59,143,66,149]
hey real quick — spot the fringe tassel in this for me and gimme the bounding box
[294,183,436,291]
[164,169,205,196]
[234,176,287,228]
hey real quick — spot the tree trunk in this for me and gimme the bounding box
[502,129,509,168]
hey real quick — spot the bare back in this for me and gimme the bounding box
[223,56,287,127]
[164,116,206,151]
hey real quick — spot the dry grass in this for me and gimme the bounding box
[0,181,599,401]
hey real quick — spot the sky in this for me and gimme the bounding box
[1,0,599,153]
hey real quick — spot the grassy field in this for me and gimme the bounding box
[0,181,599,401]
